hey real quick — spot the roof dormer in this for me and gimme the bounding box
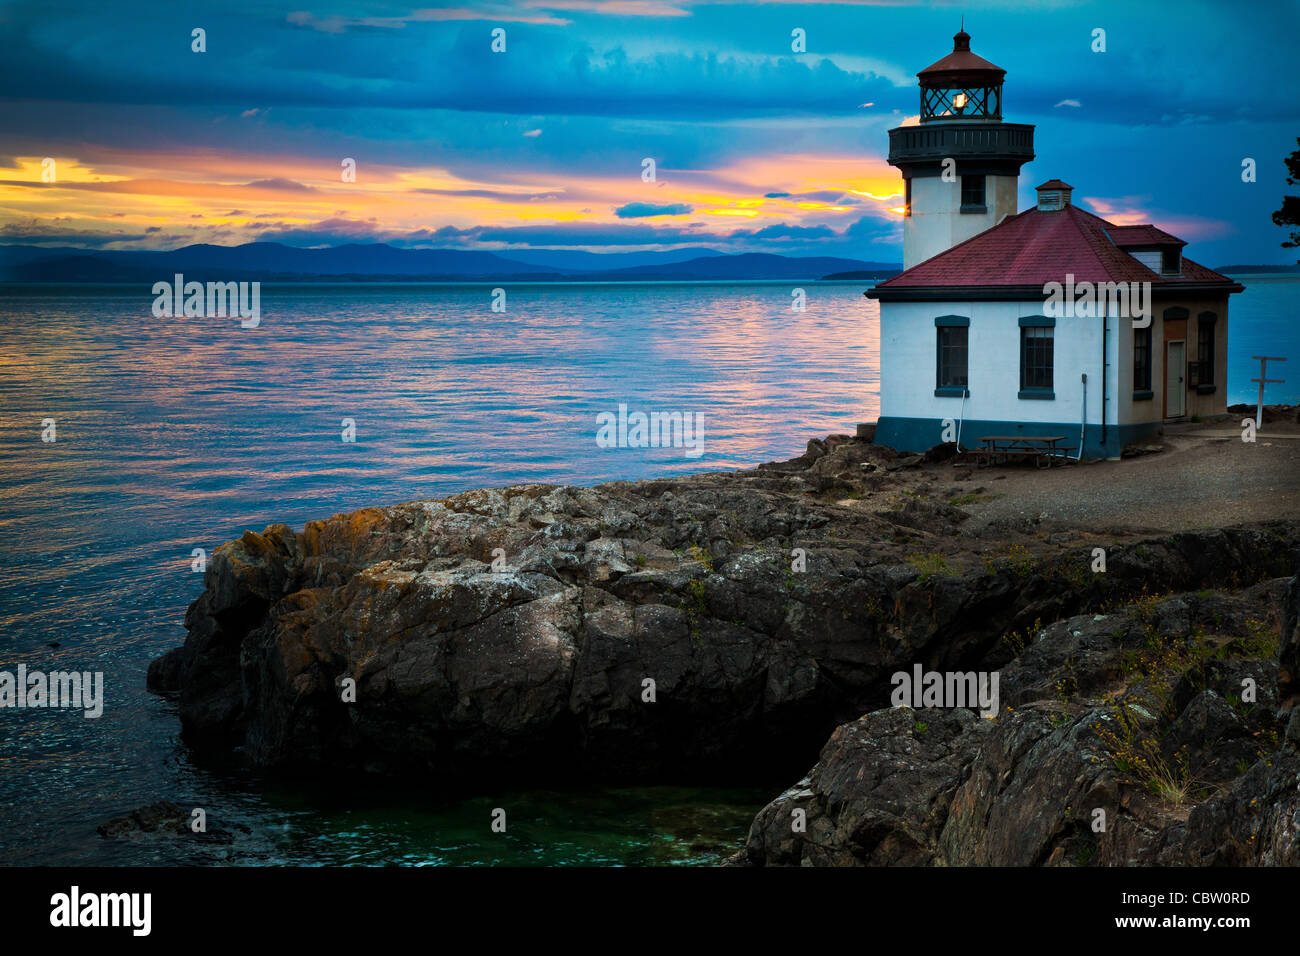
[1108,225,1187,275]
[1035,179,1073,211]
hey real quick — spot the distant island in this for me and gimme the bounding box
[1214,264,1300,274]
[820,269,901,280]
[0,242,902,284]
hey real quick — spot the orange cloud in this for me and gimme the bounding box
[0,146,907,248]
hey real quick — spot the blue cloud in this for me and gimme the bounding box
[614,202,694,218]
[733,223,835,240]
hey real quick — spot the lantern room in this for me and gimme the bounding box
[918,29,1005,123]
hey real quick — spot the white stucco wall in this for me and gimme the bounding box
[879,299,1122,429]
[903,174,1019,269]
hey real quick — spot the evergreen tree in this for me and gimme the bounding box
[1272,137,1300,259]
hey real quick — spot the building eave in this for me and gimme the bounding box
[1153,281,1245,295]
[866,285,1050,302]
[865,280,1245,302]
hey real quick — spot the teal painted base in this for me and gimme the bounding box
[874,416,1160,460]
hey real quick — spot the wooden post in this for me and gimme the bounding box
[1249,355,1287,433]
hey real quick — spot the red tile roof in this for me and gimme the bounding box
[918,31,1005,78]
[873,203,1236,289]
[1107,224,1185,247]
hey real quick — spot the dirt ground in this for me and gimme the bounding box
[945,419,1300,534]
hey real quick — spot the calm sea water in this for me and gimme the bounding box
[0,277,1295,866]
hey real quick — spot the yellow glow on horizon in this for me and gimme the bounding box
[8,156,130,184]
[0,146,909,247]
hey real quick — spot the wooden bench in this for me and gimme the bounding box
[974,435,1075,468]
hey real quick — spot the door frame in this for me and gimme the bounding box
[1164,339,1186,419]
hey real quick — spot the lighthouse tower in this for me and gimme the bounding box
[888,29,1035,269]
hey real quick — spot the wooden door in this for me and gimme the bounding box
[1166,340,1185,418]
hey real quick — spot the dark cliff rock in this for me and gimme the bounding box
[149,435,1300,796]
[742,707,988,866]
[1278,570,1300,718]
[734,576,1300,866]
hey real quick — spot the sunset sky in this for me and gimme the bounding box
[1,0,1296,265]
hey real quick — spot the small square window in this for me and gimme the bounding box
[961,175,985,211]
[1161,249,1180,274]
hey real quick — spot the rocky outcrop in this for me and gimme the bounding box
[741,707,989,866]
[734,577,1300,866]
[149,436,1300,790]
[97,801,240,845]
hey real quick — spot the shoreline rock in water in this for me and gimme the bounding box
[148,434,1300,863]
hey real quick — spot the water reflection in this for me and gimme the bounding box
[0,281,880,864]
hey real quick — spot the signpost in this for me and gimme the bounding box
[1250,355,1287,433]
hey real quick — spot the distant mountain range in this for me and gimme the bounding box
[3,242,1295,284]
[0,242,901,283]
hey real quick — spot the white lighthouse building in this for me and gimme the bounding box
[867,30,1243,459]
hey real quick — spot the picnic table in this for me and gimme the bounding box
[973,435,1075,468]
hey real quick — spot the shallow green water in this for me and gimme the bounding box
[243,783,774,867]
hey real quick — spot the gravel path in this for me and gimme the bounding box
[957,426,1300,533]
